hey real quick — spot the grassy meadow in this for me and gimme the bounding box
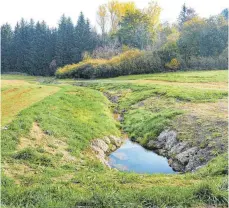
[1,70,228,208]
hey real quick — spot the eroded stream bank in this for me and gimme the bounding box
[145,129,213,172]
[100,91,219,173]
[91,92,177,174]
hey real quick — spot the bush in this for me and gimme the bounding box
[180,49,228,70]
[56,47,227,79]
[56,49,165,79]
[165,58,180,70]
[91,42,122,59]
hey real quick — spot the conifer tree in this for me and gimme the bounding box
[56,15,75,66]
[1,23,13,72]
[178,4,197,29]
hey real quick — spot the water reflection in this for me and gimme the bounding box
[108,140,176,174]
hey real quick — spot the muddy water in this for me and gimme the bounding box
[108,139,176,174]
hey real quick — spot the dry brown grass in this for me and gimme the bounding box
[1,80,59,126]
[1,80,31,87]
[18,122,76,163]
[4,122,77,184]
[180,100,228,119]
[3,162,36,185]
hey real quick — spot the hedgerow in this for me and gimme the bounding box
[55,50,165,79]
[56,48,227,79]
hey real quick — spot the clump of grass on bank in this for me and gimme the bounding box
[123,108,182,145]
[193,180,228,206]
[13,148,54,167]
[195,153,228,177]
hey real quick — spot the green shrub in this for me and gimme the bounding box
[180,49,228,70]
[56,49,164,79]
[56,48,227,79]
[165,58,180,70]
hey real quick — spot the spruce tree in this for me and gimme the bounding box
[56,15,75,66]
[1,23,13,72]
[74,12,98,62]
[178,4,197,29]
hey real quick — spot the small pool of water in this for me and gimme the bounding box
[108,139,176,174]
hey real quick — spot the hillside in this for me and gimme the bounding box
[1,70,228,207]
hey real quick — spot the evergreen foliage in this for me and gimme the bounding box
[1,13,99,76]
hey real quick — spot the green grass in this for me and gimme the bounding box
[1,71,228,208]
[113,70,228,83]
[1,80,59,126]
[1,74,40,81]
[80,71,227,148]
[81,80,227,107]
[123,108,183,145]
[2,85,119,156]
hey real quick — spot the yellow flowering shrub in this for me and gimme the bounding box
[165,58,180,70]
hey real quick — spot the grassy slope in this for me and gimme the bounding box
[1,79,59,126]
[112,70,227,82]
[1,71,228,208]
[84,70,228,147]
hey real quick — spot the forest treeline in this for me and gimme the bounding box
[1,1,228,76]
[1,13,98,75]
